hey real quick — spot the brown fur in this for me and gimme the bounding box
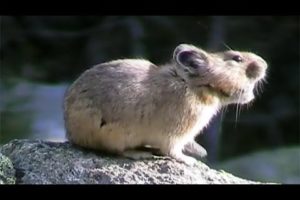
[63,44,268,165]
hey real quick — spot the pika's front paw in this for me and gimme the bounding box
[180,156,197,166]
[169,151,197,166]
[183,140,207,159]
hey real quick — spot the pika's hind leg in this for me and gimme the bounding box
[122,150,154,160]
[121,145,164,160]
[183,140,207,160]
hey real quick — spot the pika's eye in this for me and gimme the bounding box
[232,55,243,62]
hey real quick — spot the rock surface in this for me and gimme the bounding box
[0,139,260,184]
[0,153,16,184]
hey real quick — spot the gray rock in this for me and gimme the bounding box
[0,152,16,184]
[0,139,260,184]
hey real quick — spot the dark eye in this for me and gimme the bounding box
[232,55,243,62]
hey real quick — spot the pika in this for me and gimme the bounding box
[63,44,267,166]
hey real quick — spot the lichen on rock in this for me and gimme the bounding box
[0,153,16,184]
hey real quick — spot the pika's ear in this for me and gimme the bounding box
[173,44,208,73]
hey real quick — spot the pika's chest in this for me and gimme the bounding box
[184,104,219,138]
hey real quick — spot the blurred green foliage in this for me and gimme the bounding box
[217,146,300,184]
[0,79,33,144]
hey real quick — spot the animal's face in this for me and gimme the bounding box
[173,44,268,105]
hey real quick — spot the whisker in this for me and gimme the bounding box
[235,105,239,128]
[255,82,261,96]
[247,100,254,110]
[234,92,239,127]
[238,90,243,116]
[220,106,228,128]
[260,81,264,95]
[223,105,228,116]
[220,105,229,121]
[222,42,233,51]
[262,77,269,84]
[256,80,265,97]
[235,89,243,128]
[255,82,259,93]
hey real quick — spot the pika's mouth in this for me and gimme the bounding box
[205,83,252,99]
[205,84,233,98]
[204,83,256,104]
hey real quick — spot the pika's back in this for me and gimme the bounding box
[69,59,157,89]
[63,58,169,128]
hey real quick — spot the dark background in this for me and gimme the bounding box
[1,16,299,181]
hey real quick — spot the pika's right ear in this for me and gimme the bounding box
[173,44,208,73]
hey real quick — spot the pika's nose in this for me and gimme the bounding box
[246,61,265,79]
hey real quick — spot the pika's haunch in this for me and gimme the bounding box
[63,44,268,165]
